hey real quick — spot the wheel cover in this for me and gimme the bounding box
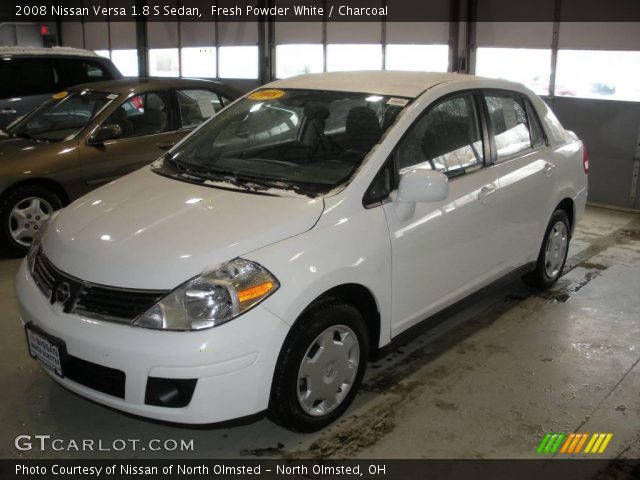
[9,197,53,247]
[297,324,360,417]
[544,221,568,279]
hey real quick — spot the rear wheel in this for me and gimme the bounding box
[0,184,63,256]
[524,209,570,289]
[269,301,368,432]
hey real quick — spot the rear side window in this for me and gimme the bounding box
[483,93,533,161]
[58,59,112,86]
[396,94,483,177]
[177,89,224,129]
[0,58,62,97]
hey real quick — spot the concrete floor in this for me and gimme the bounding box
[1,206,639,460]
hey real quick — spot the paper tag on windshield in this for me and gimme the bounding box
[248,89,285,101]
[52,91,68,100]
[387,97,409,107]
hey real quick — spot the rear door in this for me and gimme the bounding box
[482,90,557,265]
[79,90,184,191]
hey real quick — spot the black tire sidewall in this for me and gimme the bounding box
[0,185,63,256]
[534,210,571,288]
[269,301,369,432]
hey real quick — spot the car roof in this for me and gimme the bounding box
[0,46,100,58]
[267,71,525,98]
[68,77,238,96]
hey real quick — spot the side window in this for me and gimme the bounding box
[83,61,108,81]
[59,59,110,86]
[397,94,483,176]
[483,93,533,160]
[177,89,222,129]
[0,59,60,97]
[104,91,169,138]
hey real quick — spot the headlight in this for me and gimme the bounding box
[134,258,279,331]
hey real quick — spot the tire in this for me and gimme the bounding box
[0,184,63,256]
[269,300,369,432]
[523,209,571,290]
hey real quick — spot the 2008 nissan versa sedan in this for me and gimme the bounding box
[0,78,238,254]
[16,71,588,432]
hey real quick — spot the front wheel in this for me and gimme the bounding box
[269,301,369,432]
[524,209,570,289]
[0,184,63,256]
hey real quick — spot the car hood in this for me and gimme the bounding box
[0,136,57,159]
[42,168,324,289]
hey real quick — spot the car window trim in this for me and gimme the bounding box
[363,88,488,209]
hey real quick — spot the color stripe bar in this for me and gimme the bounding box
[598,434,613,453]
[551,433,566,453]
[537,433,552,453]
[560,433,575,453]
[574,433,589,453]
[584,433,599,453]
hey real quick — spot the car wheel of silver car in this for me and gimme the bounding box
[524,209,571,290]
[269,300,368,432]
[0,184,63,256]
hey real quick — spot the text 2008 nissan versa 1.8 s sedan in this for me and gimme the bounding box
[16,72,588,432]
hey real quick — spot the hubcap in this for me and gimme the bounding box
[9,197,53,247]
[297,325,360,417]
[544,221,568,279]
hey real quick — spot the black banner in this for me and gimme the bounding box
[2,0,640,22]
[1,459,640,480]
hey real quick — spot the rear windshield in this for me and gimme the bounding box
[158,88,407,195]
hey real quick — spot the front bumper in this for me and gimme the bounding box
[15,260,290,424]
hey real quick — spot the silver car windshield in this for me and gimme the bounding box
[7,90,114,142]
[161,88,407,194]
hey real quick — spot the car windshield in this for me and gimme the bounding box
[7,90,114,142]
[159,88,407,195]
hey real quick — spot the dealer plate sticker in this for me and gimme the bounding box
[27,329,63,377]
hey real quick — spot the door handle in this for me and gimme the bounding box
[478,184,497,202]
[156,141,175,151]
[543,162,555,176]
[0,108,16,115]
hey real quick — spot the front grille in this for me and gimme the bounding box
[65,355,126,398]
[31,249,169,323]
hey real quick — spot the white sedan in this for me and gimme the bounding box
[16,71,588,432]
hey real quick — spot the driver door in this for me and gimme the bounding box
[79,90,183,192]
[382,93,504,337]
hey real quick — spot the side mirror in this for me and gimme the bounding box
[88,124,122,144]
[397,168,449,203]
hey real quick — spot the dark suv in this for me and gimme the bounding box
[0,47,122,129]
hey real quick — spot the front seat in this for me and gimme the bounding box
[106,106,134,138]
[344,106,382,154]
[300,104,330,157]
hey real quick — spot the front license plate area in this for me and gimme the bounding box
[25,325,66,377]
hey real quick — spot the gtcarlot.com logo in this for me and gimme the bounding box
[537,432,613,454]
[15,435,194,452]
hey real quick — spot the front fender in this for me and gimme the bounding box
[245,199,392,348]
